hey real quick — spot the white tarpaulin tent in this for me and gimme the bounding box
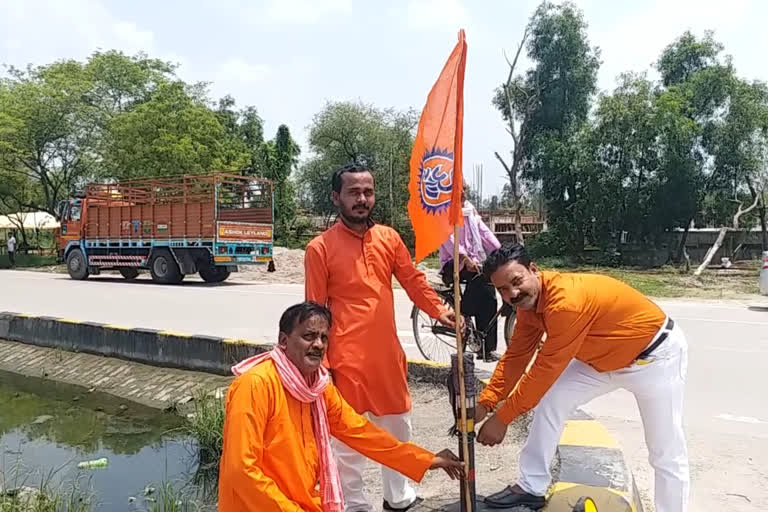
[0,211,59,231]
[1,212,60,254]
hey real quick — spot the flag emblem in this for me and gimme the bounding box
[418,147,455,215]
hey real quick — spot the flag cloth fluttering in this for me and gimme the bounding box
[407,29,468,262]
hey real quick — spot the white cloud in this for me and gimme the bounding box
[405,0,470,30]
[0,0,156,65]
[216,58,271,84]
[587,0,756,91]
[249,0,352,25]
[112,21,154,53]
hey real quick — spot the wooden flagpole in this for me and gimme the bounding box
[452,223,473,511]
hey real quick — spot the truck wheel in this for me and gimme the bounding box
[66,248,89,280]
[149,249,183,285]
[119,268,139,280]
[199,264,230,283]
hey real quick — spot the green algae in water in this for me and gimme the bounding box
[0,370,213,511]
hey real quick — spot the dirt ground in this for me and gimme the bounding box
[357,384,534,511]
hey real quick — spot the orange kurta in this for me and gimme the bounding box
[479,271,666,424]
[305,221,447,416]
[218,360,435,512]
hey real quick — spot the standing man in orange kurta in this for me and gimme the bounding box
[305,163,457,512]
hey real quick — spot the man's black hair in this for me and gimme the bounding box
[331,163,375,193]
[279,301,332,335]
[483,242,533,277]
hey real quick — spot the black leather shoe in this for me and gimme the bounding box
[484,485,546,510]
[484,351,501,362]
[383,496,423,511]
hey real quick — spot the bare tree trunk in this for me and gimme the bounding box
[514,202,524,245]
[675,218,692,264]
[694,227,728,276]
[746,179,767,251]
[682,246,691,273]
[494,151,525,245]
[694,194,760,276]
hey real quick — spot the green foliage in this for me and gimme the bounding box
[104,82,229,179]
[262,125,301,243]
[0,51,299,236]
[181,391,225,465]
[525,231,568,259]
[296,101,418,245]
[505,6,768,257]
[515,2,600,251]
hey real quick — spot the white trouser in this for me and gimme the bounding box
[333,411,416,512]
[517,323,690,512]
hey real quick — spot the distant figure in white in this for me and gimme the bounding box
[6,232,16,268]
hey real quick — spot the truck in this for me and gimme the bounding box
[55,173,274,284]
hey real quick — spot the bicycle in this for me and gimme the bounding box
[411,279,517,363]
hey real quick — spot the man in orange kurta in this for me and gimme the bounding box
[219,302,463,512]
[305,164,456,511]
[474,244,689,512]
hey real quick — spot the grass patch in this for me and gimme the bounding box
[0,462,94,512]
[180,390,225,465]
[139,481,205,512]
[539,260,761,299]
[0,254,58,270]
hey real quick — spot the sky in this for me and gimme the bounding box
[2,0,767,199]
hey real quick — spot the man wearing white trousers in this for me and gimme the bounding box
[474,243,689,512]
[305,164,457,511]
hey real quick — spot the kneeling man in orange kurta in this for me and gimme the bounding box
[219,301,464,512]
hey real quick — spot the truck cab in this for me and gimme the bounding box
[55,198,85,261]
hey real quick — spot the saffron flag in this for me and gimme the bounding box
[407,29,467,263]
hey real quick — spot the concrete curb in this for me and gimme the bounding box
[0,312,482,387]
[0,312,642,510]
[546,409,644,511]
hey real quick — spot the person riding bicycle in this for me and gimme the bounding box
[438,186,501,362]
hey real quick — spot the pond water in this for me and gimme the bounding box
[0,370,215,511]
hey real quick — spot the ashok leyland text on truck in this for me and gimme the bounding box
[55,173,274,284]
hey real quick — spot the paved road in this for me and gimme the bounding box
[2,270,768,510]
[0,270,504,367]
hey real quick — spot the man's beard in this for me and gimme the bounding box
[340,205,371,224]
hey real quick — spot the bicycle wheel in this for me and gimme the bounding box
[412,305,462,363]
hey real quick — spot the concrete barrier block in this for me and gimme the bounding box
[545,411,643,511]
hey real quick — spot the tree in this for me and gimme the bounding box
[103,81,229,179]
[0,60,100,216]
[492,25,534,244]
[0,51,178,216]
[706,78,768,250]
[694,192,761,276]
[85,50,176,116]
[655,31,734,262]
[262,125,301,242]
[518,1,601,252]
[297,101,418,244]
